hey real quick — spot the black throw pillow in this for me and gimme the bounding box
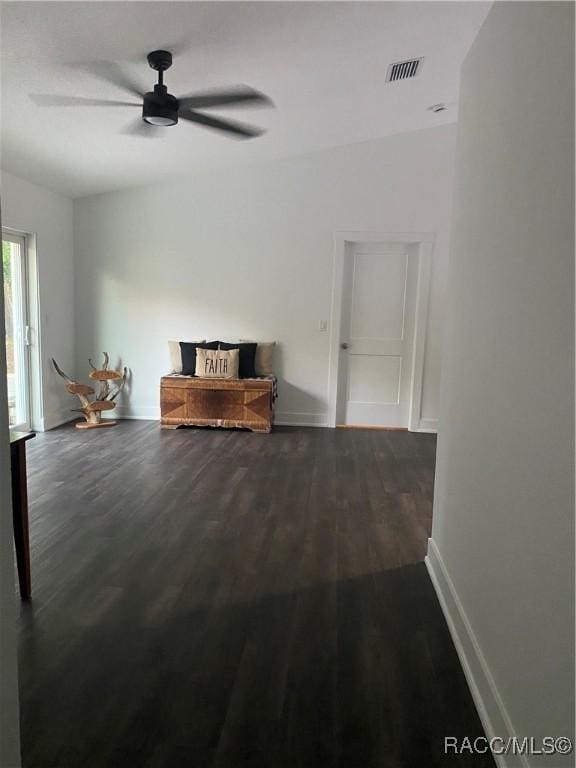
[217,342,258,378]
[180,341,219,376]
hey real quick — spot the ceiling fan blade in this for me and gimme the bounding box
[178,86,273,111]
[180,110,264,138]
[121,118,163,138]
[30,94,140,108]
[72,61,145,99]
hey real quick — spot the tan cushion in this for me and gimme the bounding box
[239,340,276,375]
[195,348,239,379]
[168,339,205,374]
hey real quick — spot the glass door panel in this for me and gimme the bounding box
[3,233,30,430]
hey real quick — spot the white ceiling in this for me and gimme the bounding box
[1,1,490,198]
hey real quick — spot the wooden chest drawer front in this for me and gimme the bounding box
[185,388,267,420]
[160,380,273,433]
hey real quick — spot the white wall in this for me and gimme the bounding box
[428,3,574,765]
[0,172,75,430]
[74,124,456,427]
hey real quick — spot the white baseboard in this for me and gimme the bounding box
[41,411,77,431]
[425,539,527,768]
[274,411,328,427]
[107,407,329,428]
[110,405,161,421]
[416,417,438,433]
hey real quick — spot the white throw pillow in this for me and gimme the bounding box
[167,339,205,374]
[195,348,239,379]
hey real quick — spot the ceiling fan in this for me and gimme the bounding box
[32,50,273,139]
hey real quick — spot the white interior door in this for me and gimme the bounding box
[338,242,417,428]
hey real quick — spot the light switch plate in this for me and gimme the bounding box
[318,320,328,332]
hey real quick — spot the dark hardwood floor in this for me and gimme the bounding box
[17,422,493,768]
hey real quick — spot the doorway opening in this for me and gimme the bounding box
[328,232,434,431]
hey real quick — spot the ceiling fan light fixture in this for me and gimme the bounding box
[142,89,178,127]
[143,114,177,126]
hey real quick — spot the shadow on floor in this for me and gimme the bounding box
[18,563,494,768]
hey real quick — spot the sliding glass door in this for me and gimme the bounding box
[3,232,30,430]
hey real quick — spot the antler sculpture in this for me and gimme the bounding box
[52,353,128,429]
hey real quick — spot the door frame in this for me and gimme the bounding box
[2,228,43,432]
[3,229,31,431]
[327,231,434,431]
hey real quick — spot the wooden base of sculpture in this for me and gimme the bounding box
[75,420,117,430]
[160,376,274,433]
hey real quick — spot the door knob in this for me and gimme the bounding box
[340,342,349,350]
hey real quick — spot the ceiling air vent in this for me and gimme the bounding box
[386,57,423,83]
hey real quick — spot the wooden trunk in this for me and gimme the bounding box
[160,376,274,433]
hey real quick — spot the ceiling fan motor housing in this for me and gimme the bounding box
[143,85,179,126]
